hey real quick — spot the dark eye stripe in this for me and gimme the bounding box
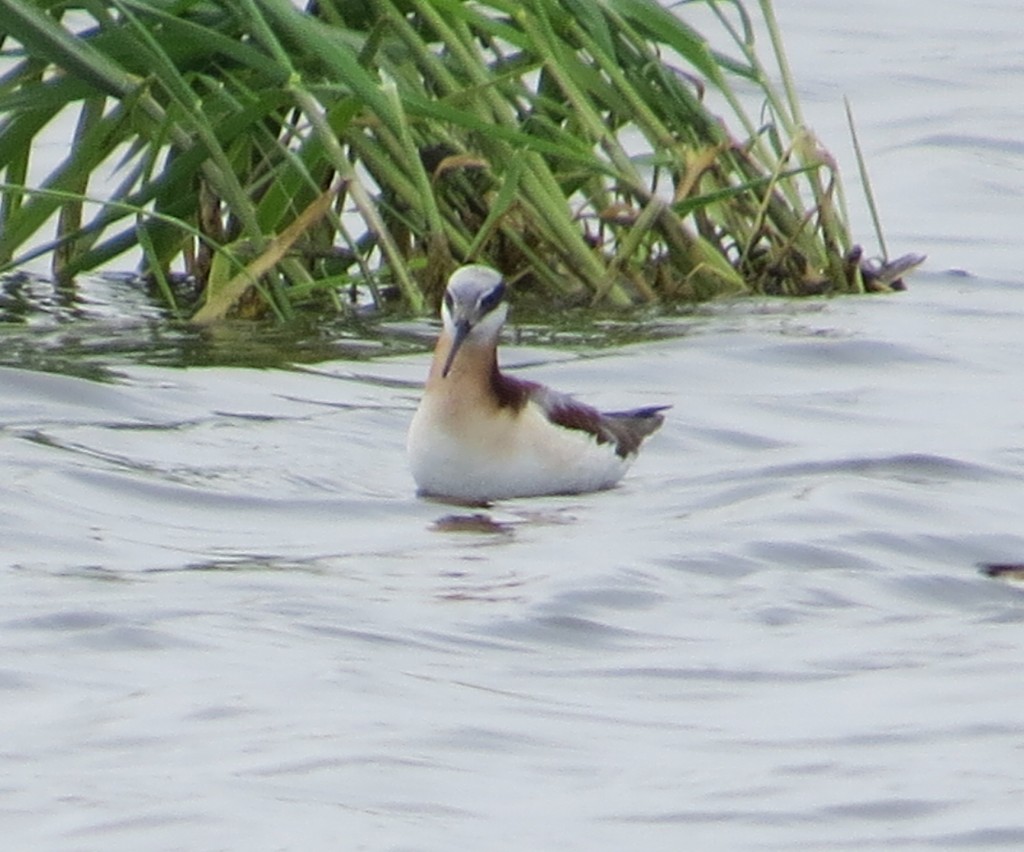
[479,282,505,313]
[443,290,454,312]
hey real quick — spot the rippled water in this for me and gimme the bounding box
[4,2,1024,849]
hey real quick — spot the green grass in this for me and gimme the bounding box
[0,0,893,322]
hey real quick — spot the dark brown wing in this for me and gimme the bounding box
[529,384,668,459]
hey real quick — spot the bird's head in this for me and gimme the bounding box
[440,265,508,378]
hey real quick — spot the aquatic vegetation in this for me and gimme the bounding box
[0,0,905,321]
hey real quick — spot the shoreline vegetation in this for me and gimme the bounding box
[0,0,920,324]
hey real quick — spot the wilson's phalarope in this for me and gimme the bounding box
[407,265,667,502]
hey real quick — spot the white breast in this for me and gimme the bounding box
[407,398,633,502]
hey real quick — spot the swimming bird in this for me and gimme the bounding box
[407,265,667,502]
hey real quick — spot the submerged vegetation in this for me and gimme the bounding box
[0,0,910,323]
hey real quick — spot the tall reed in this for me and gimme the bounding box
[0,0,889,321]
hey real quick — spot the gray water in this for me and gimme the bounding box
[4,1,1024,849]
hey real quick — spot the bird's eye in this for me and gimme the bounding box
[443,290,454,313]
[479,281,505,313]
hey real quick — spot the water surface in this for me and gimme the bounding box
[3,2,1024,850]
